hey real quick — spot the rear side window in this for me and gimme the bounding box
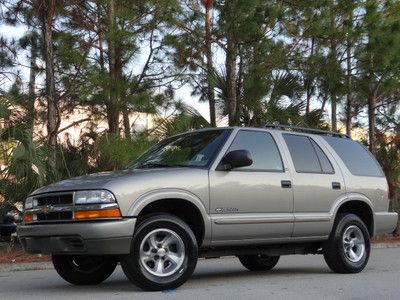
[322,136,384,177]
[283,134,334,174]
[227,130,283,171]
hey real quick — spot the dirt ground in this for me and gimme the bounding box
[0,234,399,265]
[0,245,51,264]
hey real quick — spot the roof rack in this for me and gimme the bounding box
[260,124,350,138]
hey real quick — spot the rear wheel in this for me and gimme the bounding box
[323,213,370,273]
[238,254,280,271]
[52,255,117,285]
[121,214,198,291]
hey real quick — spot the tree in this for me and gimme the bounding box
[63,0,180,135]
[38,0,58,146]
[202,0,216,127]
[355,0,400,154]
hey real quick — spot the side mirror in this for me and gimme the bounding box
[217,149,253,171]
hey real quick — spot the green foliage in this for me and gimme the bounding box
[95,134,157,171]
[153,101,210,137]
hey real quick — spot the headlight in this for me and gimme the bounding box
[75,190,116,205]
[25,197,34,209]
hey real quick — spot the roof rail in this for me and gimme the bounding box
[260,124,350,138]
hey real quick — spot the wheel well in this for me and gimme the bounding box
[137,199,205,246]
[336,201,374,236]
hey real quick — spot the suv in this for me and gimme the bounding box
[18,125,398,291]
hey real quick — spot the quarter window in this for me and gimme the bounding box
[322,136,384,177]
[227,130,283,171]
[283,134,334,174]
[310,139,334,173]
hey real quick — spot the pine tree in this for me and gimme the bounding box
[355,0,400,154]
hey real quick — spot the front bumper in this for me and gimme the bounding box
[374,212,398,236]
[17,218,136,255]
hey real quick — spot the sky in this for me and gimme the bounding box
[0,24,212,122]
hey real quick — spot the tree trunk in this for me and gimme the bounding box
[225,37,237,126]
[368,90,377,155]
[331,94,337,132]
[106,0,120,134]
[345,48,352,137]
[96,0,118,134]
[204,2,216,127]
[367,51,377,155]
[345,10,353,137]
[236,48,243,125]
[106,105,119,134]
[40,0,58,146]
[123,109,130,138]
[320,92,328,112]
[330,36,337,132]
[305,38,315,116]
[27,32,38,139]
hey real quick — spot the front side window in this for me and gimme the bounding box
[130,129,231,169]
[283,134,334,174]
[227,130,284,171]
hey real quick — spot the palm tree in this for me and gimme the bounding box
[213,70,326,128]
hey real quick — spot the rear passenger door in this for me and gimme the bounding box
[281,133,345,237]
[209,129,294,245]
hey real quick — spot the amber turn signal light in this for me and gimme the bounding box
[74,208,122,220]
[23,214,34,223]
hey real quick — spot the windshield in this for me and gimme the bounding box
[129,129,231,169]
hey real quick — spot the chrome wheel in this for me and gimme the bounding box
[343,225,365,263]
[139,228,185,277]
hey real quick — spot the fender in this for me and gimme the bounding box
[330,192,374,218]
[127,188,212,246]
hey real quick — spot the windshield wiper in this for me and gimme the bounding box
[136,163,169,169]
[135,163,189,169]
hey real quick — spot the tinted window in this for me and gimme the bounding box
[283,134,321,173]
[310,139,334,173]
[323,136,384,177]
[130,129,231,169]
[228,130,283,171]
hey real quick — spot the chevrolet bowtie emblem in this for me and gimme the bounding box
[42,205,54,214]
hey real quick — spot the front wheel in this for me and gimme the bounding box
[120,214,198,291]
[52,255,117,285]
[238,254,280,271]
[323,213,370,273]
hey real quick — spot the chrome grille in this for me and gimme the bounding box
[36,194,73,206]
[29,192,75,222]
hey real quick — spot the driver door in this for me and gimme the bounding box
[209,129,294,245]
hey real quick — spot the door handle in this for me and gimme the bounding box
[332,182,341,190]
[281,180,292,188]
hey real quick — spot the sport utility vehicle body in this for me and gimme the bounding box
[18,126,398,290]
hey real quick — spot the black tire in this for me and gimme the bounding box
[120,214,198,291]
[52,255,117,285]
[238,254,280,271]
[323,213,370,273]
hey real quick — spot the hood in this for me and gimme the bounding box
[30,167,197,195]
